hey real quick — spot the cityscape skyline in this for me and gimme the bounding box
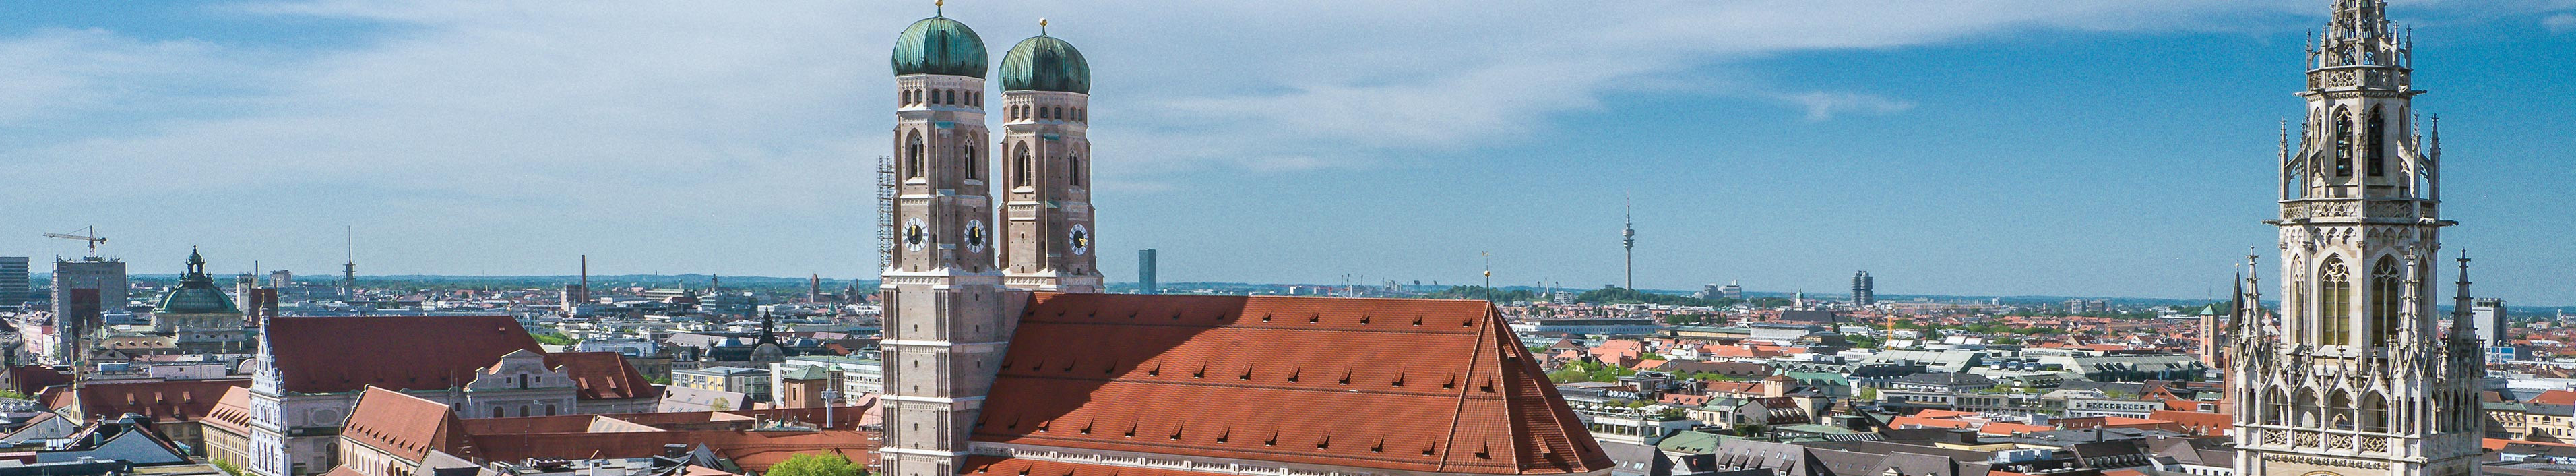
[3,1,2572,305]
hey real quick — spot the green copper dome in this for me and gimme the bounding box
[157,249,237,314]
[892,16,988,78]
[1001,35,1090,94]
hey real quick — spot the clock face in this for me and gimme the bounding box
[902,218,927,251]
[964,220,989,253]
[1069,225,1091,256]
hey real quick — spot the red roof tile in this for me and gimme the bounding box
[2534,390,2576,406]
[268,316,543,394]
[203,386,258,436]
[342,386,470,462]
[5,366,72,395]
[59,379,249,423]
[963,457,1230,476]
[973,293,1612,475]
[545,351,662,400]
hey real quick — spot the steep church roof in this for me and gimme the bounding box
[972,293,1612,475]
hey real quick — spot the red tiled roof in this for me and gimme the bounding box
[323,467,366,476]
[203,386,257,436]
[545,351,661,400]
[973,293,1612,475]
[963,457,1230,476]
[1976,423,2054,435]
[470,431,877,472]
[59,379,249,423]
[1887,416,1973,429]
[2534,390,2576,406]
[5,366,72,395]
[343,386,471,462]
[268,316,543,394]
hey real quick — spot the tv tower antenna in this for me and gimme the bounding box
[1621,196,1635,290]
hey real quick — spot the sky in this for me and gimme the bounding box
[3,1,2571,304]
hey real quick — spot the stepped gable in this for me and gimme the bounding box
[972,293,1612,475]
[267,315,545,394]
[342,386,472,462]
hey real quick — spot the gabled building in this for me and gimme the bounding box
[224,316,662,476]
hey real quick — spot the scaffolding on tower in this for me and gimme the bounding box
[877,155,898,273]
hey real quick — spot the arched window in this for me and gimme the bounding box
[2332,107,2354,177]
[905,133,925,179]
[2366,106,2387,177]
[2327,390,2354,430]
[2294,388,2320,427]
[1068,155,1083,187]
[2361,392,2389,433]
[2368,256,2402,345]
[964,144,981,180]
[2264,388,2288,425]
[493,407,505,418]
[1013,144,1034,187]
[519,405,530,417]
[545,403,557,416]
[2320,257,2352,345]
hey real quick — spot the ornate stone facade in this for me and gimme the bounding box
[2231,2,2485,476]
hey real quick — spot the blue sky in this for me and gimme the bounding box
[3,1,2571,304]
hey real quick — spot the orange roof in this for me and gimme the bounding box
[1977,423,2055,435]
[268,315,544,394]
[972,293,1612,475]
[964,457,1228,476]
[342,386,470,462]
[323,467,366,476]
[203,386,258,436]
[2489,438,2576,451]
[57,379,249,423]
[2534,390,2576,406]
[1887,416,1973,429]
[1911,409,1975,419]
[545,351,661,400]
[267,316,654,400]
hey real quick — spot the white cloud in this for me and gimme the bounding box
[0,0,2546,274]
[1775,92,1918,122]
[2546,13,2576,32]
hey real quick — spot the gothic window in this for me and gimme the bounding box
[964,144,981,180]
[2362,392,2389,433]
[2321,257,2352,345]
[905,133,925,179]
[2369,256,2402,345]
[1068,155,1083,187]
[2328,390,2354,430]
[2265,388,2288,425]
[2333,107,2354,177]
[2366,107,2387,177]
[1014,144,1033,187]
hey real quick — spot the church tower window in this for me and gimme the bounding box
[2333,107,2355,178]
[2369,256,2402,345]
[2366,107,2387,177]
[906,133,925,179]
[2320,257,2352,345]
[1014,144,1033,187]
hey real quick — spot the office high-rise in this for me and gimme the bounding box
[1851,271,1875,307]
[0,257,28,307]
[51,256,127,363]
[1137,249,1157,295]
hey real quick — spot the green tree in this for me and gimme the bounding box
[767,453,869,476]
[1858,386,1879,401]
[1734,423,1770,438]
[0,389,30,400]
[710,398,732,411]
[212,460,246,476]
[530,332,578,345]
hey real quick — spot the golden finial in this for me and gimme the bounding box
[1040,18,1049,35]
[935,0,943,16]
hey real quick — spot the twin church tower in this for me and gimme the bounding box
[879,4,1101,476]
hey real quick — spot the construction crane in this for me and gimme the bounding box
[44,226,108,257]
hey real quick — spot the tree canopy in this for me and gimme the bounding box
[767,453,869,476]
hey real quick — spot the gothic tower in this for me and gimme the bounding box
[2232,2,2484,476]
[996,21,1102,293]
[881,7,1017,476]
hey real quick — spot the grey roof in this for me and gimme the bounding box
[1890,372,1996,387]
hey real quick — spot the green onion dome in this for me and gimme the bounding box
[892,16,988,78]
[1000,34,1090,94]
